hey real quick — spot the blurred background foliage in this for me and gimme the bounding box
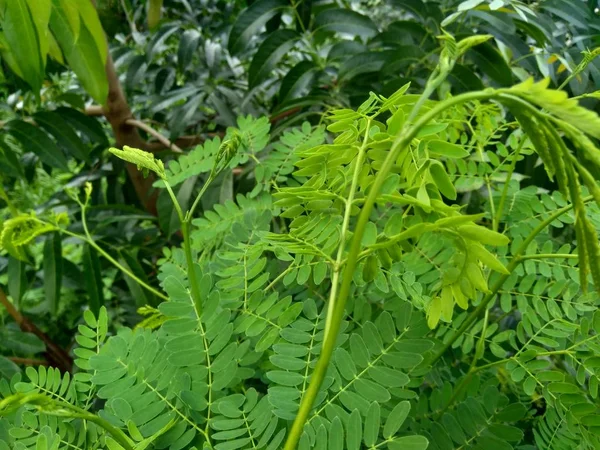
[0,0,598,377]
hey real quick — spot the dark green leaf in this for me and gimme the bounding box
[228,0,288,55]
[249,29,300,88]
[34,111,90,163]
[43,232,63,316]
[3,0,43,90]
[5,120,68,170]
[50,7,108,104]
[8,256,27,308]
[314,8,378,38]
[82,244,104,315]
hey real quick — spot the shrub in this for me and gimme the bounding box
[2,34,600,450]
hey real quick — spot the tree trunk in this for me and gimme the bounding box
[102,52,159,215]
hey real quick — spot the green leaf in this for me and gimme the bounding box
[456,34,492,57]
[387,435,429,450]
[76,0,108,63]
[279,60,317,102]
[347,409,362,450]
[5,120,69,170]
[507,77,600,140]
[313,8,378,38]
[43,232,62,316]
[34,111,90,163]
[50,5,108,104]
[7,256,27,308]
[228,0,288,55]
[25,0,52,68]
[467,42,512,86]
[429,160,456,200]
[178,29,201,72]
[55,107,108,147]
[383,401,410,438]
[364,402,380,447]
[2,0,43,90]
[458,224,509,246]
[249,29,300,88]
[0,355,21,379]
[468,243,509,274]
[82,244,104,315]
[428,140,469,158]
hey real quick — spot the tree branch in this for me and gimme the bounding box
[125,119,183,153]
[0,287,72,372]
[8,357,48,366]
[85,105,104,116]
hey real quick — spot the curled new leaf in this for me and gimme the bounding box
[0,214,57,261]
[109,146,166,179]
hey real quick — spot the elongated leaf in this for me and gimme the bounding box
[34,111,90,163]
[5,120,68,170]
[55,107,108,147]
[178,29,201,72]
[279,60,317,102]
[7,256,27,308]
[0,356,20,379]
[249,29,300,88]
[50,6,108,104]
[76,0,108,63]
[25,0,52,68]
[314,8,378,38]
[467,42,512,86]
[43,232,63,316]
[228,0,288,55]
[82,244,104,315]
[2,0,43,90]
[383,401,410,438]
[2,330,45,354]
[340,51,396,81]
[0,140,24,177]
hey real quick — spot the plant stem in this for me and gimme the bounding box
[428,195,592,366]
[58,227,168,302]
[283,88,498,450]
[324,118,371,340]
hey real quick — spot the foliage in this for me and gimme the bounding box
[2,28,600,448]
[1,1,600,449]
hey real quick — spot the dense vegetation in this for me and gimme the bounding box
[1,0,600,449]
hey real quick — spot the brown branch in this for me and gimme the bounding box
[85,105,104,116]
[270,107,302,124]
[125,119,183,153]
[8,357,48,366]
[0,287,72,372]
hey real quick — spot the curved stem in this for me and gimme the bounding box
[59,227,168,302]
[283,89,497,450]
[324,118,371,340]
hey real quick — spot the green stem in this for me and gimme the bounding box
[58,227,168,301]
[283,88,498,450]
[428,195,592,366]
[0,393,134,450]
[324,118,371,340]
[516,253,578,261]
